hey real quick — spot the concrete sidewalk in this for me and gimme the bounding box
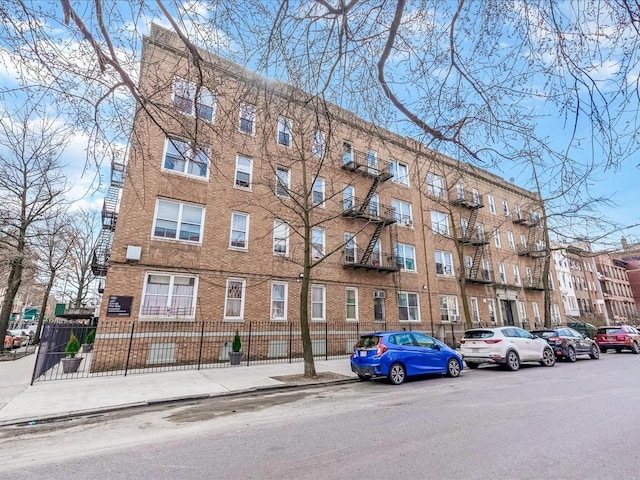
[0,353,357,427]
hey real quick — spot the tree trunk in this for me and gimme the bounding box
[0,256,23,337]
[299,223,316,377]
[33,272,55,344]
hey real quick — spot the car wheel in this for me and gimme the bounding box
[357,374,371,381]
[540,348,556,367]
[632,342,640,354]
[446,358,461,377]
[466,361,480,369]
[388,362,406,385]
[615,348,622,353]
[589,344,600,360]
[566,346,577,362]
[505,350,520,371]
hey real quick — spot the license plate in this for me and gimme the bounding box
[472,348,480,352]
[359,350,367,357]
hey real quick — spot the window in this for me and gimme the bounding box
[440,295,459,322]
[312,227,325,258]
[172,79,215,121]
[273,219,289,255]
[427,172,445,197]
[507,231,515,250]
[398,292,420,321]
[346,288,358,321]
[312,176,325,206]
[276,166,290,197]
[488,299,497,324]
[513,264,521,285]
[271,282,288,321]
[374,292,386,321]
[311,285,326,321]
[163,137,209,178]
[234,155,252,189]
[366,150,378,174]
[141,273,197,318]
[277,117,292,146]
[343,185,355,210]
[392,199,413,227]
[342,142,353,165]
[435,250,454,276]
[312,130,325,157]
[520,234,527,248]
[369,193,380,217]
[551,303,561,324]
[502,199,510,217]
[431,211,450,235]
[239,102,256,134]
[472,188,480,205]
[526,267,533,286]
[395,243,416,271]
[461,218,469,238]
[391,160,409,185]
[470,297,480,323]
[514,204,522,220]
[477,223,486,242]
[493,228,501,248]
[498,262,507,284]
[153,199,204,243]
[456,184,464,199]
[488,195,496,214]
[344,233,356,263]
[229,212,249,249]
[464,255,473,276]
[224,278,246,320]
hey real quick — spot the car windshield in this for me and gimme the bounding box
[598,328,623,335]
[355,336,380,348]
[463,330,494,339]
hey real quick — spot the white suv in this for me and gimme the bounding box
[460,327,555,371]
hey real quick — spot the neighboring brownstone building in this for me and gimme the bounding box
[614,238,640,315]
[92,24,557,371]
[595,254,636,324]
[565,243,607,324]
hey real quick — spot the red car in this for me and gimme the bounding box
[4,334,12,350]
[595,325,640,354]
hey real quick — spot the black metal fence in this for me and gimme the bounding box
[31,320,436,382]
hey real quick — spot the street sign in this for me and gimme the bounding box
[23,308,38,320]
[54,303,66,316]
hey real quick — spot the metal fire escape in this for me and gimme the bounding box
[91,161,125,284]
[341,150,399,273]
[453,189,493,284]
[515,212,545,290]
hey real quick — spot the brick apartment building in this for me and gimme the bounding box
[595,254,636,324]
[563,243,608,324]
[612,238,640,317]
[92,24,561,371]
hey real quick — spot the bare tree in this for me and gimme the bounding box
[0,104,70,337]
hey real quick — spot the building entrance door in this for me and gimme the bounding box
[501,300,515,326]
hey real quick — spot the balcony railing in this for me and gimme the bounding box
[450,189,483,209]
[465,268,494,284]
[512,214,540,227]
[524,280,545,290]
[341,150,392,179]
[343,252,399,272]
[517,244,547,257]
[342,198,397,224]
[458,234,489,245]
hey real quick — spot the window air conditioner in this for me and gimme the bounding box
[374,290,386,299]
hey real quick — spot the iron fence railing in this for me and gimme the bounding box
[32,320,439,382]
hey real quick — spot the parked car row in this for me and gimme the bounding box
[3,329,33,350]
[350,324,640,385]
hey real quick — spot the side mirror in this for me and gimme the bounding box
[432,344,441,350]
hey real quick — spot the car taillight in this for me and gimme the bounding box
[484,339,502,344]
[617,335,628,341]
[376,343,388,356]
[460,339,466,344]
[548,337,563,344]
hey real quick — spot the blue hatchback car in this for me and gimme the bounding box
[350,331,463,385]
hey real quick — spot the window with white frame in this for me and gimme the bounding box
[277,117,292,146]
[520,234,527,248]
[229,212,249,249]
[427,172,445,197]
[346,288,358,321]
[312,227,325,258]
[488,195,496,214]
[513,264,521,285]
[392,199,413,227]
[395,243,416,271]
[234,155,252,189]
[343,185,355,210]
[455,183,464,199]
[431,211,450,235]
[398,292,420,321]
[140,273,197,318]
[172,79,215,121]
[366,150,378,174]
[502,199,510,216]
[224,278,246,320]
[514,204,522,220]
[551,303,561,324]
[391,160,409,185]
[526,266,533,285]
[311,285,326,321]
[461,217,469,238]
[435,250,454,276]
[498,262,507,284]
[477,223,486,242]
[275,166,290,197]
[532,302,541,324]
[153,199,204,243]
[507,231,515,250]
[488,298,497,324]
[470,297,480,323]
[312,176,325,206]
[271,282,288,321]
[312,130,325,157]
[342,142,353,164]
[239,102,256,134]
[440,295,459,322]
[344,232,356,263]
[465,255,473,276]
[371,239,382,266]
[472,188,480,205]
[374,291,385,321]
[163,137,210,179]
[273,219,289,255]
[367,193,379,217]
[519,301,527,322]
[493,228,501,248]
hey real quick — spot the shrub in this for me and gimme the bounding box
[85,329,96,344]
[65,333,81,358]
[231,330,242,352]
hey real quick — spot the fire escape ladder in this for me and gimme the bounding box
[357,176,383,215]
[465,208,479,239]
[533,255,544,286]
[359,222,385,264]
[469,244,485,278]
[526,226,538,251]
